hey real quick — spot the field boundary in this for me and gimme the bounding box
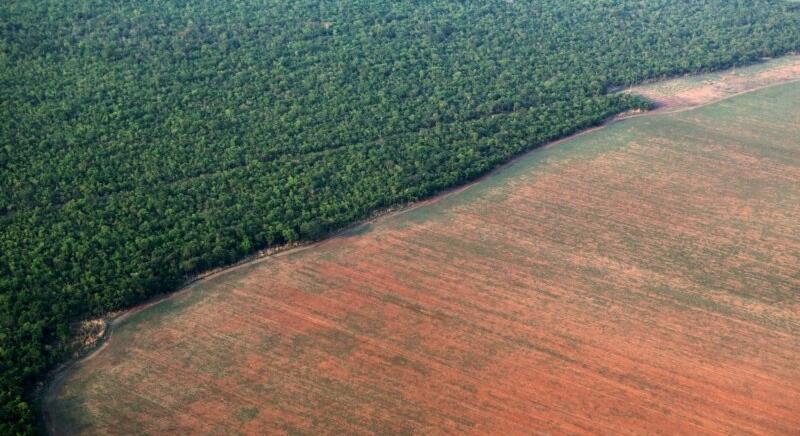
[38,64,800,435]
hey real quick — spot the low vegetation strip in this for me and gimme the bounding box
[45,82,800,434]
[628,54,800,111]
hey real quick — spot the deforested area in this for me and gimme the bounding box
[46,81,800,435]
[2,1,800,432]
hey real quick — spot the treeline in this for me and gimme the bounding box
[2,0,800,432]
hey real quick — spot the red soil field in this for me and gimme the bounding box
[628,54,800,112]
[45,83,800,434]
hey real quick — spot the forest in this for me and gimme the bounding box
[2,0,800,433]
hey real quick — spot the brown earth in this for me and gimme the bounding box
[628,54,800,112]
[44,80,800,434]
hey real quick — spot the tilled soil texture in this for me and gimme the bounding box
[628,54,800,112]
[45,82,800,435]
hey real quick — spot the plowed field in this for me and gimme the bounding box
[628,54,800,112]
[45,82,800,434]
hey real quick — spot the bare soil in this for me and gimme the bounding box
[628,54,800,112]
[43,69,800,435]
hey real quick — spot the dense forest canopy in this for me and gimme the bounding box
[2,0,799,432]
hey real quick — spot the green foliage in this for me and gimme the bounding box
[1,0,799,432]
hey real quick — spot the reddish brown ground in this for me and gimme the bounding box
[629,54,800,112]
[45,82,800,435]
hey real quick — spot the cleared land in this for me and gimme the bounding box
[628,54,800,112]
[45,82,800,434]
